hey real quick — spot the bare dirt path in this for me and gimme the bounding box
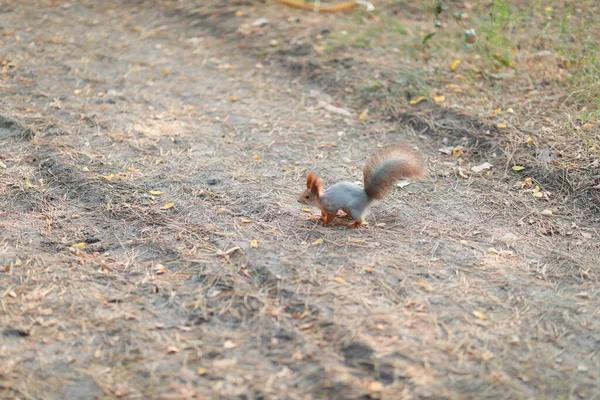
[1,1,598,399]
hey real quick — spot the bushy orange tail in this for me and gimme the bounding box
[363,146,425,200]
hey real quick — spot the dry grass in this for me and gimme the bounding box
[1,1,599,399]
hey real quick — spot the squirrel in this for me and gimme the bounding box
[298,145,425,228]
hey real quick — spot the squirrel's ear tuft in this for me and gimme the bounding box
[307,172,323,197]
[306,171,317,188]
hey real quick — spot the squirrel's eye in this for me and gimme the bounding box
[305,195,310,199]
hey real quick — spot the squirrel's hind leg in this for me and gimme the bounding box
[322,211,336,226]
[347,207,367,228]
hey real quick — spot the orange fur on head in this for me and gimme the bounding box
[306,172,323,197]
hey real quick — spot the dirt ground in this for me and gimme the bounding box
[1,1,599,399]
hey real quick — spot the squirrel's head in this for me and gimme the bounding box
[298,171,322,205]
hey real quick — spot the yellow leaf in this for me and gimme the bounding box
[532,191,544,198]
[217,208,228,214]
[231,96,238,102]
[149,190,163,195]
[368,381,383,393]
[102,173,115,182]
[250,240,258,248]
[409,96,426,105]
[72,242,86,248]
[524,178,533,186]
[512,166,525,171]
[473,311,488,320]
[197,368,207,375]
[160,202,175,210]
[241,218,252,223]
[433,95,446,103]
[311,238,324,246]
[496,122,507,129]
[24,178,36,188]
[333,277,346,284]
[419,279,433,292]
[302,208,312,213]
[452,147,464,157]
[359,109,369,121]
[73,89,82,95]
[450,59,461,71]
[544,6,552,12]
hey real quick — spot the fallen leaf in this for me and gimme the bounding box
[524,178,533,186]
[250,240,258,248]
[419,279,433,292]
[496,122,507,129]
[231,96,238,102]
[223,340,237,349]
[72,242,86,248]
[302,208,312,213]
[0,161,6,169]
[154,263,168,275]
[481,351,495,361]
[197,367,207,375]
[540,209,554,216]
[473,311,488,320]
[452,147,464,157]
[512,166,525,171]
[464,28,477,44]
[471,162,493,173]
[396,181,411,188]
[160,202,175,210]
[409,96,426,105]
[312,238,324,246]
[102,174,115,182]
[544,6,553,12]
[241,218,252,223]
[358,109,369,121]
[450,59,461,71]
[433,95,446,103]
[422,32,436,44]
[333,277,346,284]
[149,190,163,195]
[167,346,179,354]
[532,191,544,198]
[368,381,383,392]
